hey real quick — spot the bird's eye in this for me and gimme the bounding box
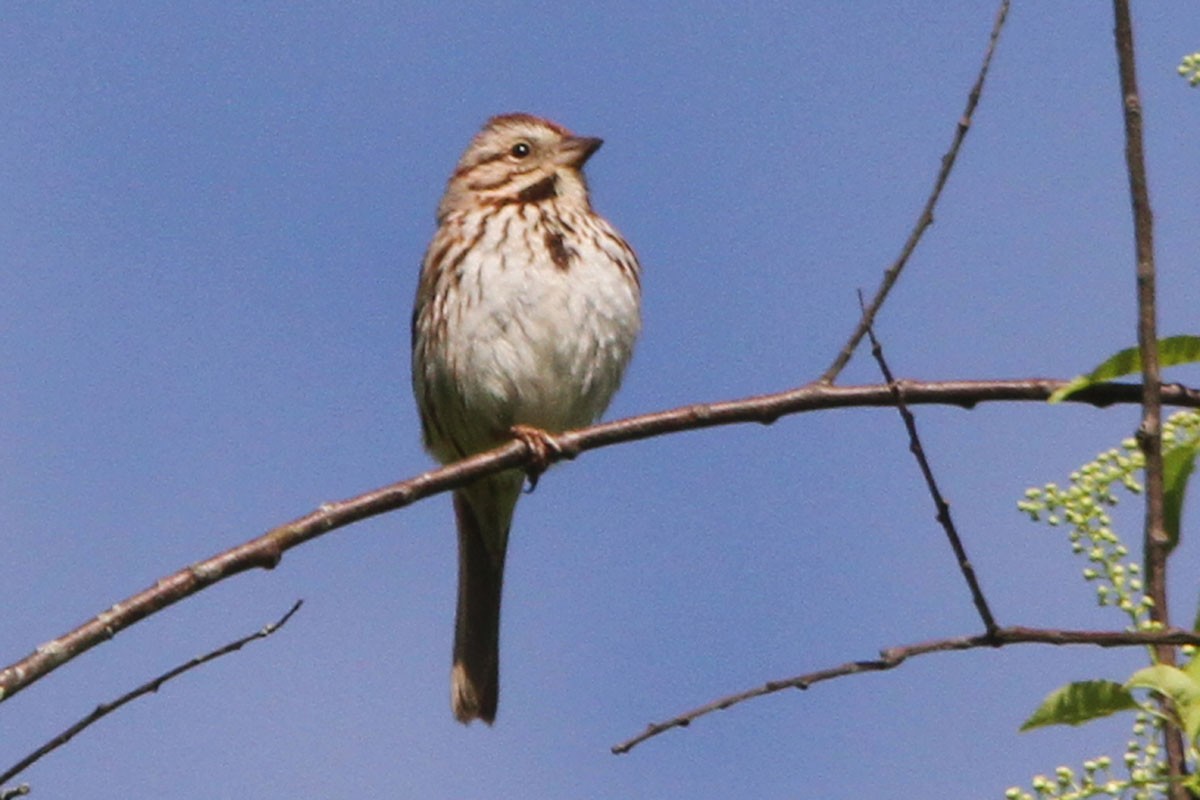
[510,142,532,159]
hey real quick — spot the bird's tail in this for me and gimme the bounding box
[451,475,520,724]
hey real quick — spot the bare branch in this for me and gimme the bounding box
[1,378,1198,705]
[1113,0,1167,634]
[821,0,1011,383]
[1111,1,1183,791]
[612,625,1200,754]
[860,299,997,633]
[0,601,302,789]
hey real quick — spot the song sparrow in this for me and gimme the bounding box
[411,114,642,724]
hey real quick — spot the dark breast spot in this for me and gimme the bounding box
[544,230,573,271]
[516,175,558,203]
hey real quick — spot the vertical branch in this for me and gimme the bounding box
[1110,1,1184,794]
[1112,0,1168,646]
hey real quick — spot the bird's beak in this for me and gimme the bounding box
[558,136,603,168]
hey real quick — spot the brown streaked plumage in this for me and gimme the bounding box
[411,114,641,724]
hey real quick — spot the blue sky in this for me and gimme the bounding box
[3,3,1200,798]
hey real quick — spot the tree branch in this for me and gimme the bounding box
[0,601,302,790]
[1113,0,1167,637]
[1,378,1198,705]
[612,626,1200,754]
[820,0,1010,383]
[1111,1,1184,793]
[861,303,997,633]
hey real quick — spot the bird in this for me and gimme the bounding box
[411,113,642,724]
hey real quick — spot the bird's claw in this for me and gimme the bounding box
[510,424,561,492]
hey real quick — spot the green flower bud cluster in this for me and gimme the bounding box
[1017,437,1149,628]
[1007,411,1200,799]
[1004,753,1164,799]
[1179,52,1200,87]
[1121,710,1168,800]
[1016,411,1200,630]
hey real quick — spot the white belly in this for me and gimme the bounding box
[414,203,641,463]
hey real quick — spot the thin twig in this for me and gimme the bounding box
[820,0,1010,384]
[612,625,1200,754]
[859,294,997,634]
[1,379,1198,704]
[0,601,303,788]
[1110,3,1184,795]
[0,785,28,799]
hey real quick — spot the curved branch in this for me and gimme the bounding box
[612,625,1200,754]
[1,377,1197,704]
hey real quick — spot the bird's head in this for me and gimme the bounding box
[438,113,602,220]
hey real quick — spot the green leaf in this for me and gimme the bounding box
[1128,664,1200,700]
[1129,665,1200,743]
[1020,680,1138,731]
[1163,441,1199,556]
[1048,335,1200,403]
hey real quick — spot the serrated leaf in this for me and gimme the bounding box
[1020,680,1138,731]
[1163,442,1198,556]
[1049,335,1200,403]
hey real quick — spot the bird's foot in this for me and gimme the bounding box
[510,424,562,492]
